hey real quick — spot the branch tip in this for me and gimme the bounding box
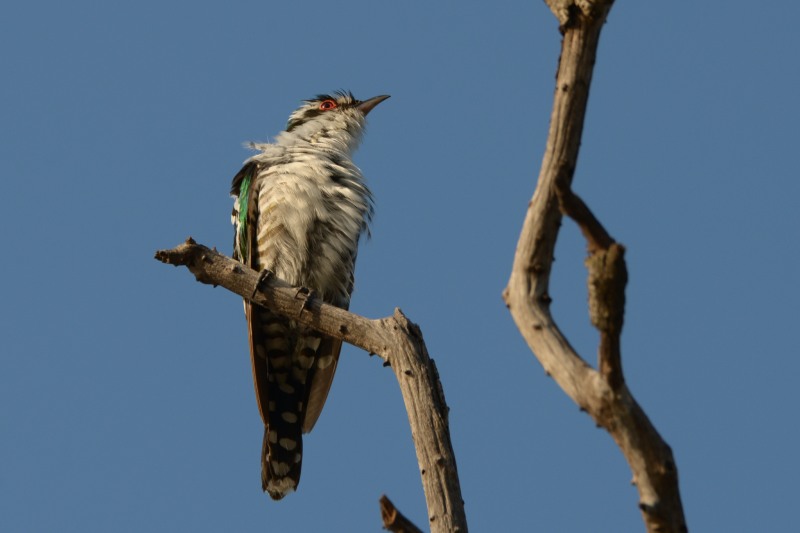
[379,495,424,533]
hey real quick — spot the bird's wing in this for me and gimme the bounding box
[231,161,258,263]
[231,161,271,425]
[301,264,355,433]
[301,336,342,433]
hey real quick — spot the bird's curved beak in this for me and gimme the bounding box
[357,95,390,115]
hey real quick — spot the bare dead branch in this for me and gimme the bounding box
[585,242,627,388]
[380,495,424,533]
[555,178,613,253]
[556,180,627,386]
[155,238,468,533]
[503,2,688,532]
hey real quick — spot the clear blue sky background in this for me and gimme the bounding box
[2,1,798,531]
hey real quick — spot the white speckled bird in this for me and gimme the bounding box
[230,91,389,499]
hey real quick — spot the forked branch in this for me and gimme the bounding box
[155,239,466,533]
[503,2,687,531]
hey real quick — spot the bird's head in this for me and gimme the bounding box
[282,91,389,150]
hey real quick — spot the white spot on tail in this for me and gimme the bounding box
[282,412,298,423]
[291,367,308,384]
[268,430,278,444]
[265,323,284,335]
[265,477,297,498]
[279,438,297,451]
[271,461,290,476]
[271,355,291,369]
[295,354,314,369]
[303,337,321,351]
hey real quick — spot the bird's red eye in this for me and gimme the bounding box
[319,99,337,110]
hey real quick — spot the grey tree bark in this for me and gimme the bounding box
[503,1,688,531]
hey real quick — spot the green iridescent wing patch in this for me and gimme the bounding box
[230,161,258,263]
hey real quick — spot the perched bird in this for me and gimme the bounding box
[230,91,389,499]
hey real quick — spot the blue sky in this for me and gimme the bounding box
[2,1,798,531]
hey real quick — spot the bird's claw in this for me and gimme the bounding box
[294,287,314,317]
[252,269,274,300]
